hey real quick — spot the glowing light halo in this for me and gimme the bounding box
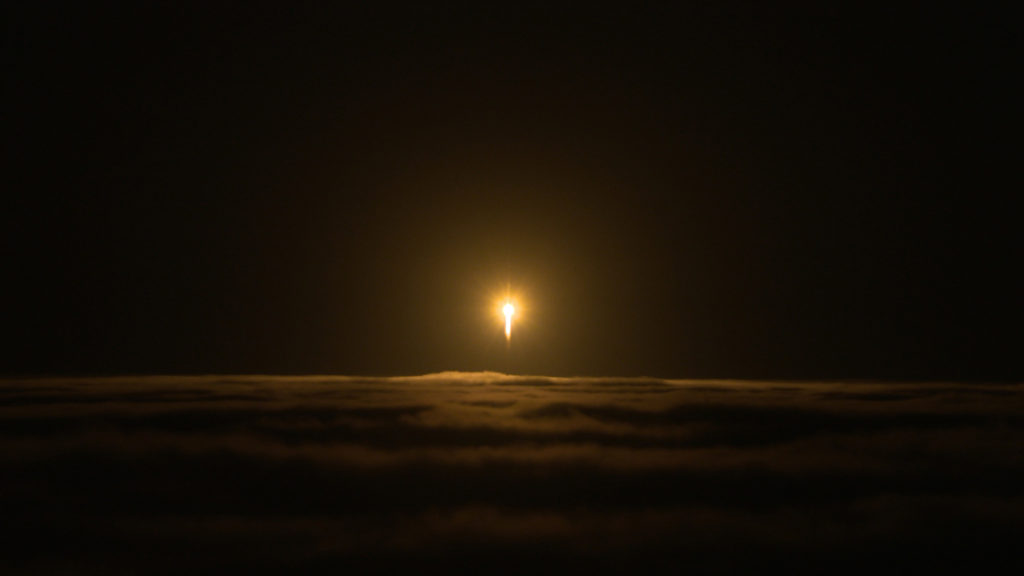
[503,301,515,340]
[488,279,526,347]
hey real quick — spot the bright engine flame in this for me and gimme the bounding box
[503,302,515,340]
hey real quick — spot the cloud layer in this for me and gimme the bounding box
[2,373,1022,573]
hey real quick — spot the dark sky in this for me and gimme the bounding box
[4,3,1018,378]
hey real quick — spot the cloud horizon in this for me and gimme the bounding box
[2,374,1021,574]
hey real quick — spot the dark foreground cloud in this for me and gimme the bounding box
[2,374,1022,574]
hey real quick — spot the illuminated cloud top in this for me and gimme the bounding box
[2,374,1021,573]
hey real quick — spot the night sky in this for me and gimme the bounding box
[3,4,1023,574]
[4,4,1019,377]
